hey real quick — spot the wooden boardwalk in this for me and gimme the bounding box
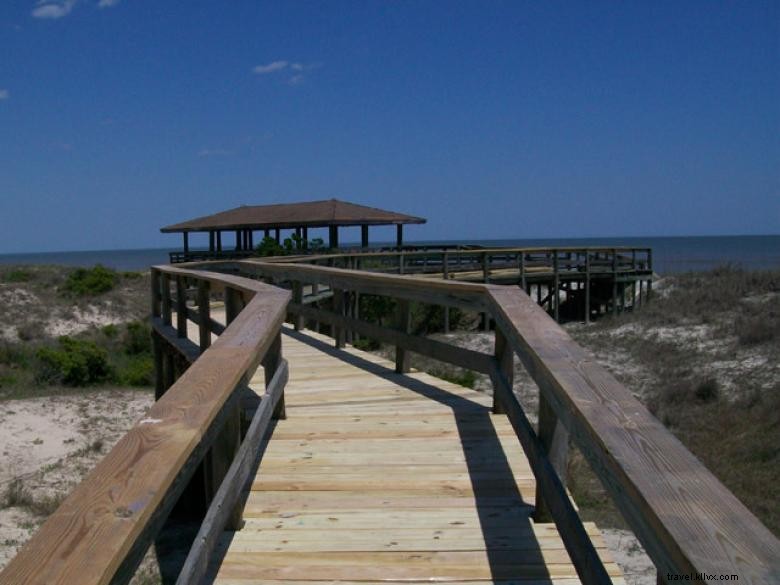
[208,325,623,584]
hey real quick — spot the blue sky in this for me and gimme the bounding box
[0,1,778,252]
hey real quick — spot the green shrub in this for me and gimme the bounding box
[62,265,118,296]
[122,321,151,355]
[117,355,154,386]
[101,324,119,338]
[255,236,286,257]
[3,269,33,283]
[359,295,397,327]
[36,336,113,386]
[0,343,31,368]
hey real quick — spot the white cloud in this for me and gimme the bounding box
[253,61,289,75]
[98,0,121,7]
[290,63,304,71]
[0,89,9,100]
[32,0,78,19]
[287,75,304,86]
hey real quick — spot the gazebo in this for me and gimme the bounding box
[161,199,426,261]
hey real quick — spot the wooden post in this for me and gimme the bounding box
[519,252,526,290]
[333,289,346,348]
[151,269,161,319]
[361,225,369,249]
[152,332,164,400]
[482,252,489,283]
[492,328,513,414]
[176,277,187,337]
[329,225,339,250]
[197,280,211,352]
[209,231,215,252]
[534,392,570,523]
[398,251,405,275]
[292,281,304,331]
[553,252,560,323]
[225,287,241,324]
[235,230,242,251]
[274,228,280,243]
[263,332,285,420]
[396,224,403,248]
[584,252,591,324]
[163,351,175,390]
[216,231,222,253]
[612,248,618,316]
[183,232,189,254]
[647,248,653,302]
[161,274,172,326]
[395,299,411,374]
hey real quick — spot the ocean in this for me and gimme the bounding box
[0,235,778,275]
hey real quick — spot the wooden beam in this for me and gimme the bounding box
[534,392,570,522]
[183,232,189,254]
[396,224,403,248]
[361,224,369,248]
[395,299,411,374]
[491,328,513,414]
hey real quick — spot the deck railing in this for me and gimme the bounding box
[2,256,778,585]
[0,266,290,585]
[198,257,779,584]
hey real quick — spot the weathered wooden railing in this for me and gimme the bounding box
[197,257,779,584]
[0,266,290,585]
[261,246,654,323]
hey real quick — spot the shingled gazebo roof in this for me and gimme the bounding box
[160,199,426,233]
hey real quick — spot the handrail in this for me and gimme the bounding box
[4,256,776,584]
[0,266,291,585]
[201,258,779,584]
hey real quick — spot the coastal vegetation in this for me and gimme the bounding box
[0,264,151,399]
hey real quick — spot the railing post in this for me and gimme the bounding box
[333,288,346,348]
[647,248,653,302]
[292,281,304,331]
[534,392,570,523]
[151,268,161,319]
[197,280,211,352]
[585,252,591,324]
[225,286,242,324]
[395,299,411,374]
[443,251,450,333]
[519,252,526,290]
[492,328,513,415]
[264,331,285,420]
[176,276,188,337]
[553,251,560,323]
[152,331,164,400]
[161,274,172,326]
[612,248,618,315]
